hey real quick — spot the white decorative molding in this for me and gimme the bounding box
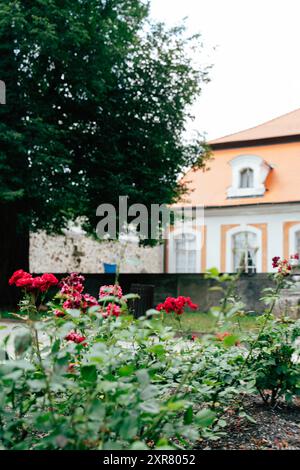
[227,154,272,198]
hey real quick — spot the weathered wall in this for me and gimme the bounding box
[30,231,163,274]
[28,230,274,313]
[46,273,273,313]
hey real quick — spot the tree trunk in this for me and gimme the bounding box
[0,203,29,309]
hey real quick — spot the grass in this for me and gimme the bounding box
[1,309,260,334]
[161,311,260,334]
[0,311,15,320]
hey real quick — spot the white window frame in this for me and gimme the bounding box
[169,227,201,273]
[226,225,262,273]
[289,223,300,256]
[227,155,271,198]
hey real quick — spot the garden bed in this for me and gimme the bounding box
[1,268,300,450]
[197,395,300,450]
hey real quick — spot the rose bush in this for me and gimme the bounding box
[0,262,299,450]
[247,318,300,406]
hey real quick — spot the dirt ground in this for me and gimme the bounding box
[197,395,300,450]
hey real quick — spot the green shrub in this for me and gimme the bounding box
[2,264,300,450]
[247,318,300,406]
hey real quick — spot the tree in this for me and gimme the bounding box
[0,0,209,306]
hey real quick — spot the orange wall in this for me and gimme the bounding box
[178,141,300,207]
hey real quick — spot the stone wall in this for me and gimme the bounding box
[30,231,163,274]
[28,231,274,313]
[46,273,273,313]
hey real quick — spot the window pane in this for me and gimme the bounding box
[232,231,257,273]
[296,231,300,256]
[175,233,197,273]
[240,168,254,188]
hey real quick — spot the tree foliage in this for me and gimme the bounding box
[0,0,209,238]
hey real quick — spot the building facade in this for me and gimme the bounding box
[30,109,300,274]
[166,109,300,273]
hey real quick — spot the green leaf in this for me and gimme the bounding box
[131,442,149,450]
[51,339,60,354]
[145,309,160,317]
[223,334,239,347]
[239,411,256,423]
[66,309,81,318]
[217,419,227,428]
[166,400,186,411]
[89,400,105,420]
[208,286,224,292]
[119,416,139,439]
[148,344,165,358]
[98,296,120,303]
[14,330,31,356]
[118,364,136,377]
[139,401,160,414]
[136,369,150,386]
[122,293,140,300]
[184,406,193,425]
[195,409,216,428]
[81,365,97,384]
[27,379,47,391]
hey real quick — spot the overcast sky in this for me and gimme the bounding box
[150,0,300,140]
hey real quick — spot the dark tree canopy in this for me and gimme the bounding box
[0,0,209,304]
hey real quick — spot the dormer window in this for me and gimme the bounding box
[240,168,254,188]
[227,155,272,198]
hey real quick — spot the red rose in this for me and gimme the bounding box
[67,363,77,373]
[63,292,82,310]
[65,331,86,344]
[9,270,59,292]
[32,273,59,292]
[273,257,292,276]
[99,284,123,299]
[59,273,85,295]
[82,294,99,312]
[54,309,66,318]
[15,273,34,289]
[272,256,280,268]
[103,303,121,318]
[9,269,30,286]
[156,296,198,315]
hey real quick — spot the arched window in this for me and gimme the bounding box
[240,168,254,188]
[295,231,300,256]
[232,231,257,273]
[227,155,271,198]
[175,232,197,273]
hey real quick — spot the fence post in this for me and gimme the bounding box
[129,283,155,318]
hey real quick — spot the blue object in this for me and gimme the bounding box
[103,263,117,273]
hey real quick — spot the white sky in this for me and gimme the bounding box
[150,0,300,140]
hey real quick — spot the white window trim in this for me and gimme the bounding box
[288,223,300,255]
[226,225,262,273]
[168,227,201,273]
[227,155,271,198]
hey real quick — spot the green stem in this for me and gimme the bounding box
[240,280,282,372]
